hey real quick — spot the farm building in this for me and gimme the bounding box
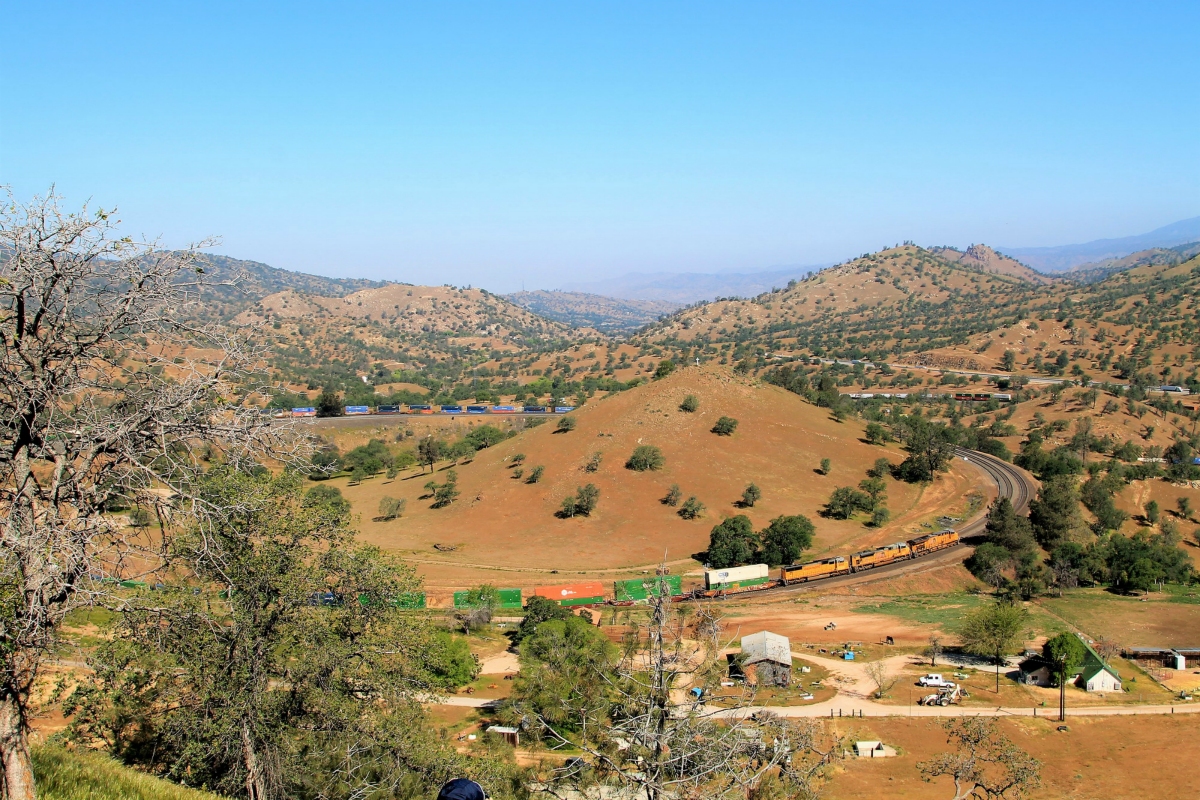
[1078,638,1121,692]
[738,631,792,688]
[1017,655,1054,687]
[1019,637,1121,692]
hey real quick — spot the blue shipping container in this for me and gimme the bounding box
[345,406,371,415]
[440,406,463,414]
[554,406,575,413]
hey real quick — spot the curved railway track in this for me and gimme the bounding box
[697,447,1038,601]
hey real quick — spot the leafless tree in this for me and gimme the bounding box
[0,189,304,799]
[927,634,944,667]
[918,717,1041,800]
[519,578,843,799]
[864,659,899,699]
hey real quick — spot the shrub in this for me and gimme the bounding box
[560,483,600,518]
[864,422,889,445]
[127,508,153,528]
[626,445,665,471]
[711,416,739,436]
[819,458,831,475]
[869,507,890,527]
[511,453,526,466]
[740,483,761,508]
[679,496,705,520]
[556,415,577,433]
[663,484,682,506]
[679,394,699,413]
[867,457,892,479]
[584,452,602,472]
[378,496,406,520]
[526,465,545,484]
[653,359,676,379]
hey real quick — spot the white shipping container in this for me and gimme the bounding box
[705,563,770,589]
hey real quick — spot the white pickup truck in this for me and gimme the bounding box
[917,673,956,688]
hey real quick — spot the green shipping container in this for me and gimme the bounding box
[454,588,523,609]
[614,575,683,602]
[558,595,605,607]
[395,592,426,609]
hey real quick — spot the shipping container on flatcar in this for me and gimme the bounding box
[554,406,575,413]
[523,405,547,413]
[849,542,912,573]
[466,405,489,414]
[992,393,1013,402]
[408,404,434,414]
[344,405,371,415]
[780,556,849,584]
[291,407,317,417]
[491,405,518,413]
[533,581,607,606]
[614,574,683,602]
[453,588,523,610]
[704,564,770,591]
[377,404,401,414]
[394,592,426,609]
[440,405,464,414]
[908,529,959,556]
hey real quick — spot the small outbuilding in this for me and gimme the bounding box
[1078,638,1122,693]
[853,740,897,758]
[1018,655,1054,687]
[739,631,792,688]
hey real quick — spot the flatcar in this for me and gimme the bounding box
[291,407,317,417]
[377,404,401,414]
[344,405,371,415]
[523,405,548,413]
[849,542,913,572]
[780,556,850,584]
[440,405,464,414]
[408,404,434,414]
[491,405,519,413]
[466,405,490,414]
[908,529,959,556]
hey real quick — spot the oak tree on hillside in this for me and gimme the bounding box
[626,445,665,471]
[706,515,758,568]
[0,191,302,800]
[758,515,814,566]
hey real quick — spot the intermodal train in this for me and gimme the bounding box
[843,392,1012,402]
[442,529,961,611]
[108,533,958,612]
[269,404,576,418]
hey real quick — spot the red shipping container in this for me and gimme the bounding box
[533,581,606,606]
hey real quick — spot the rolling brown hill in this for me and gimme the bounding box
[334,366,978,593]
[929,244,1052,284]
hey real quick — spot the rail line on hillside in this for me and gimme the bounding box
[690,448,1038,602]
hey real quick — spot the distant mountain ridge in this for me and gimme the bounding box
[1002,216,1200,273]
[504,290,678,333]
[558,265,829,305]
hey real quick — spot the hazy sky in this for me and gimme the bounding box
[3,2,1198,292]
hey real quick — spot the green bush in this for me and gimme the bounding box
[679,496,705,520]
[711,416,739,436]
[626,445,665,471]
[679,394,699,413]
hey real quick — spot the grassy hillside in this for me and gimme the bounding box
[336,366,978,592]
[33,746,225,800]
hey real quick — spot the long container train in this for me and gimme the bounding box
[268,404,577,418]
[441,529,961,611]
[109,533,958,611]
[842,392,1012,402]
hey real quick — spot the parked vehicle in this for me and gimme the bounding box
[917,674,956,688]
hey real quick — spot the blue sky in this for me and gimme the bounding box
[3,2,1197,292]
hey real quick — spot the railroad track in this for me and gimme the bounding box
[698,448,1038,601]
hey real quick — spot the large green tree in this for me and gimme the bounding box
[1043,633,1087,722]
[706,515,760,568]
[62,470,503,800]
[758,515,815,566]
[958,602,1029,693]
[1028,475,1082,550]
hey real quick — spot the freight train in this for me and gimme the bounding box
[107,532,959,612]
[843,392,1012,402]
[268,404,576,418]
[441,529,961,611]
